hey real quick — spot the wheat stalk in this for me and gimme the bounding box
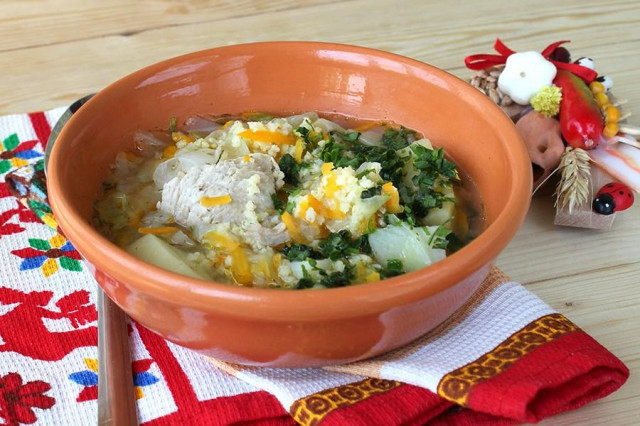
[555,147,591,214]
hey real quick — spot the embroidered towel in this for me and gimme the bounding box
[0,108,628,425]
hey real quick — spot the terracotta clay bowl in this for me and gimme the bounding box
[47,42,531,368]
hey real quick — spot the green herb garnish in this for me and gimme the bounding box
[317,230,371,260]
[278,154,301,186]
[428,224,451,250]
[320,266,355,288]
[271,193,285,213]
[380,259,404,278]
[285,201,296,214]
[355,168,376,179]
[320,138,361,168]
[411,145,458,180]
[446,233,468,254]
[398,145,458,222]
[295,264,315,289]
[382,127,415,150]
[337,131,361,143]
[361,186,382,199]
[296,123,324,147]
[281,243,318,261]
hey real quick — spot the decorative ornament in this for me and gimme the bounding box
[497,51,557,105]
[592,182,634,215]
[555,147,591,214]
[575,57,595,70]
[553,70,603,149]
[531,86,562,117]
[465,39,638,229]
[465,39,597,83]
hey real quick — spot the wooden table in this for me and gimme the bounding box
[2,1,638,424]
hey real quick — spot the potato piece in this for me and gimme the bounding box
[368,223,446,272]
[127,234,210,280]
[422,185,455,226]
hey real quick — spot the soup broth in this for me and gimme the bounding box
[93,112,484,289]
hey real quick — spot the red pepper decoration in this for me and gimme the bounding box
[592,182,634,215]
[553,70,603,150]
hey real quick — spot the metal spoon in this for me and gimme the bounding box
[45,95,139,425]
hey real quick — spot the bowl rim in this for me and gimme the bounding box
[47,41,531,320]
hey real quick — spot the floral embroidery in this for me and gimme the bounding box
[4,159,58,230]
[0,372,55,424]
[11,234,82,277]
[132,359,161,398]
[69,358,160,402]
[69,358,98,402]
[27,200,58,229]
[0,135,41,175]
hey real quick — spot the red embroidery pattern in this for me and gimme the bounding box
[0,200,40,239]
[0,372,55,424]
[0,288,97,361]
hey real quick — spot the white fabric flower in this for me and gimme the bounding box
[498,51,557,105]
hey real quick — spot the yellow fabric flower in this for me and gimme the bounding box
[531,85,562,118]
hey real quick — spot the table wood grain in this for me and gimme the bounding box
[2,1,638,424]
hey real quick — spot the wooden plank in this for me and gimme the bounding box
[1,0,639,115]
[0,0,339,52]
[497,196,640,284]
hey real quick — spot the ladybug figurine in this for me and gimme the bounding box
[592,182,634,215]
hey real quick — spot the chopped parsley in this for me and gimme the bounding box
[295,264,315,289]
[320,266,355,288]
[411,145,458,180]
[296,124,324,145]
[281,243,319,261]
[318,230,371,260]
[271,194,285,213]
[399,145,458,223]
[382,127,415,150]
[335,131,361,143]
[285,201,296,214]
[380,259,404,278]
[428,224,451,250]
[321,134,406,188]
[278,154,301,186]
[169,116,177,133]
[355,168,376,179]
[360,186,382,199]
[320,138,362,168]
[294,120,325,151]
[281,231,370,289]
[296,278,315,289]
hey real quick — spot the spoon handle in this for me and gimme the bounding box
[44,95,138,425]
[97,289,139,425]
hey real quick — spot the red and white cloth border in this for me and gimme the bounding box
[213,278,555,406]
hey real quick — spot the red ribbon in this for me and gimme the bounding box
[465,39,597,83]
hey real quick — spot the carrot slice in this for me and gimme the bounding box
[381,182,402,213]
[238,129,297,145]
[201,195,232,207]
[137,226,178,235]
